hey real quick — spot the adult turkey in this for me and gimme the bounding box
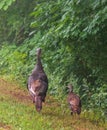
[67,84,81,115]
[27,48,48,112]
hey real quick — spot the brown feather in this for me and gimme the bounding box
[27,48,48,112]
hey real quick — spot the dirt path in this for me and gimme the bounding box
[0,78,31,103]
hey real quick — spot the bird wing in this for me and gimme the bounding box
[29,79,48,96]
[69,94,80,106]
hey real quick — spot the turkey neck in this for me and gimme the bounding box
[37,55,43,70]
[35,54,44,72]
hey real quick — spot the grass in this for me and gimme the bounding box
[0,78,107,130]
[0,100,53,130]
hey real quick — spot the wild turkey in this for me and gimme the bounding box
[27,48,48,112]
[67,84,81,115]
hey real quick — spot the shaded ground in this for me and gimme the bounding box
[0,78,106,130]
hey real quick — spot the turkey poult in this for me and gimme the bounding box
[27,48,48,112]
[67,84,81,115]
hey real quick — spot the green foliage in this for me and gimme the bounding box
[0,44,28,84]
[0,0,16,10]
[0,0,35,44]
[0,0,107,121]
[30,0,107,85]
[30,0,107,114]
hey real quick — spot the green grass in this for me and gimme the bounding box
[0,78,107,130]
[0,99,53,130]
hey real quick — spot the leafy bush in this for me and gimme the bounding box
[0,0,107,120]
[0,44,28,84]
